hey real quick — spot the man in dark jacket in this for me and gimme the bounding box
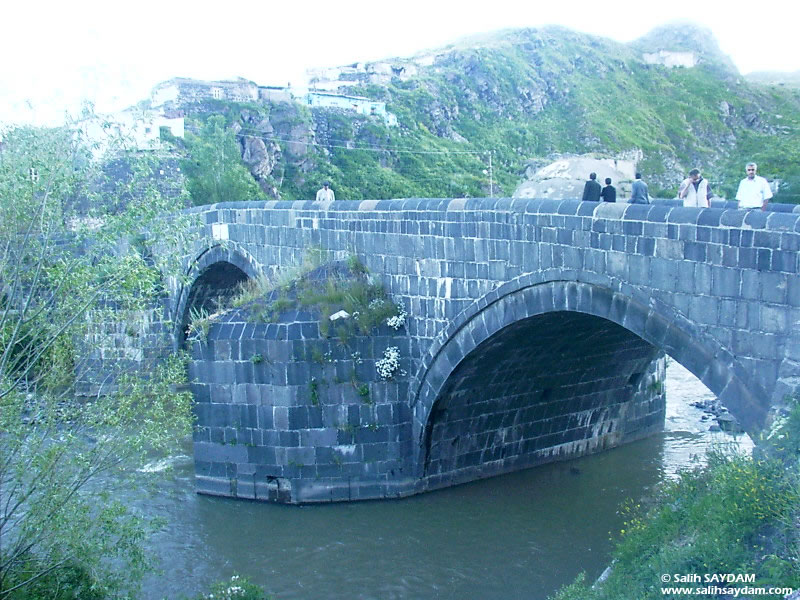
[600,178,616,202]
[630,172,650,204]
[581,172,602,202]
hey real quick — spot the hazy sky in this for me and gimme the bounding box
[2,0,799,126]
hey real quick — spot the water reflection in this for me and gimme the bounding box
[142,361,752,600]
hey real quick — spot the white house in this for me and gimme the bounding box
[305,92,397,126]
[151,77,259,108]
[77,108,184,157]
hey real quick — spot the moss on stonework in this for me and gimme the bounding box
[239,260,404,345]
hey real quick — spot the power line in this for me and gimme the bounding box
[230,127,486,156]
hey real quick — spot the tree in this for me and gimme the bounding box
[0,124,195,598]
[181,115,265,206]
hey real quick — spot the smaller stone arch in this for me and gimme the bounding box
[410,276,770,480]
[172,243,263,348]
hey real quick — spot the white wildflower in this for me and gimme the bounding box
[376,346,401,379]
[386,303,408,330]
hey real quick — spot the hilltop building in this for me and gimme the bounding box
[147,76,397,126]
[77,73,402,158]
[151,77,259,109]
[76,107,184,157]
[259,85,297,104]
[305,91,397,126]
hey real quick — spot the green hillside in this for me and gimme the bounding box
[171,23,800,204]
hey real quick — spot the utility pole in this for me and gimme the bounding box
[488,151,494,197]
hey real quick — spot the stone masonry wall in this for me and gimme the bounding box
[165,197,800,502]
[189,301,413,503]
[76,300,172,397]
[177,198,800,429]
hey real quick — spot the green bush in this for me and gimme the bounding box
[1,558,106,600]
[550,445,800,600]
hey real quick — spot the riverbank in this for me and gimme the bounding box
[549,396,800,600]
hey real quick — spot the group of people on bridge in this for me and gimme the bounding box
[581,162,774,210]
[316,161,773,210]
[677,162,772,210]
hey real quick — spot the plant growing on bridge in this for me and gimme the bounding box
[228,251,406,346]
[228,245,327,313]
[0,123,195,598]
[385,302,408,331]
[298,271,400,342]
[376,346,401,380]
[186,305,214,344]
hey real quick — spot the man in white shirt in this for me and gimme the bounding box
[679,168,712,208]
[315,181,335,202]
[735,162,772,210]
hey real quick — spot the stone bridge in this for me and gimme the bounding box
[168,198,800,503]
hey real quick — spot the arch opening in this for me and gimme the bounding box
[413,279,770,486]
[422,311,664,481]
[179,261,249,345]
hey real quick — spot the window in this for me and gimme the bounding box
[29,167,39,183]
[211,87,223,99]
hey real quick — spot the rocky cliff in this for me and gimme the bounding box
[166,23,800,203]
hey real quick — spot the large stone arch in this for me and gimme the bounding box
[410,271,769,480]
[171,243,263,348]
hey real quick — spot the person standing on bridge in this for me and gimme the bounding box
[678,168,712,208]
[600,177,616,202]
[581,172,602,202]
[735,162,773,210]
[315,181,335,202]
[630,172,650,204]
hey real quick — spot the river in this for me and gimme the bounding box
[140,360,752,600]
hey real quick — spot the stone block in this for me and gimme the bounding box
[654,238,683,260]
[759,305,788,333]
[711,267,739,298]
[754,230,780,249]
[279,430,300,447]
[672,262,695,294]
[788,277,800,308]
[771,250,797,273]
[761,272,787,303]
[755,249,771,271]
[605,252,627,279]
[212,361,235,385]
[744,210,769,230]
[273,406,289,430]
[643,311,669,346]
[213,339,232,361]
[689,296,720,326]
[288,406,309,430]
[248,445,277,465]
[733,330,778,360]
[691,264,712,295]
[607,293,629,326]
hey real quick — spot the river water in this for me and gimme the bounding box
[140,360,752,600]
